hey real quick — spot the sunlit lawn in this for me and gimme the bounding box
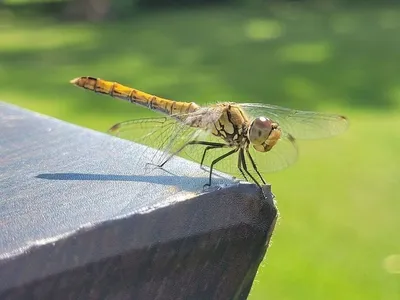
[1,3,400,299]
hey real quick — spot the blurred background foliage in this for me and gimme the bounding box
[0,0,399,299]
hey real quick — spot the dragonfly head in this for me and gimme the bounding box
[248,117,281,152]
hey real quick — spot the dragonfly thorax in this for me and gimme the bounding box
[248,117,281,152]
[208,104,251,147]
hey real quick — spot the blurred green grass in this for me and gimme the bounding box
[1,3,400,300]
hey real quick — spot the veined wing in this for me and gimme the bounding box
[108,117,202,166]
[187,130,298,180]
[239,103,348,140]
[107,108,226,167]
[108,114,298,181]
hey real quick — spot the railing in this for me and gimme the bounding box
[0,102,277,300]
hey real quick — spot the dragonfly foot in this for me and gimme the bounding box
[200,165,209,172]
[145,162,162,169]
[144,162,176,176]
[203,183,225,193]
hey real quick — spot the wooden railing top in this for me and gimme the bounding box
[0,102,276,300]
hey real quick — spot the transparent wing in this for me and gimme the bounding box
[107,107,226,166]
[239,103,348,140]
[108,104,300,183]
[185,131,298,180]
[108,115,297,181]
[108,117,204,166]
[248,132,298,174]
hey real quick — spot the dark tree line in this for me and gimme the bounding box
[1,0,390,21]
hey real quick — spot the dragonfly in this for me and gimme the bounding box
[70,76,348,187]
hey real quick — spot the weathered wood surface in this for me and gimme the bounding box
[0,102,277,300]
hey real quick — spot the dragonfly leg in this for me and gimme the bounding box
[245,149,266,185]
[200,146,219,171]
[204,148,238,188]
[237,149,249,182]
[199,143,228,170]
[158,141,227,168]
[239,149,262,187]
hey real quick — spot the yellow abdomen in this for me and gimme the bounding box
[70,76,200,116]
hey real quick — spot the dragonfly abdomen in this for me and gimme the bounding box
[70,76,200,116]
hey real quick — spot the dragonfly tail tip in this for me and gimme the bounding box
[69,77,81,86]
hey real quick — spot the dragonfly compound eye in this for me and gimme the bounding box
[248,117,281,152]
[248,117,273,145]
